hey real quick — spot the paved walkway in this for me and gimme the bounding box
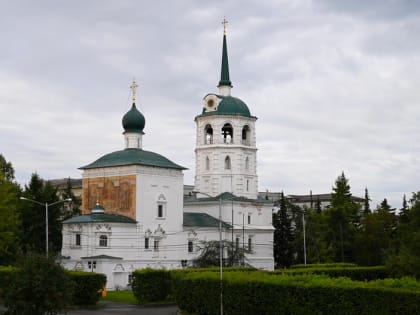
[1,301,180,315]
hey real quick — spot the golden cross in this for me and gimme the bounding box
[222,17,228,35]
[130,79,138,103]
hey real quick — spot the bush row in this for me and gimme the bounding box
[173,271,420,315]
[130,266,256,303]
[275,265,388,281]
[131,268,172,303]
[0,266,105,305]
[67,271,106,305]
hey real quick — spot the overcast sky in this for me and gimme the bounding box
[1,0,419,209]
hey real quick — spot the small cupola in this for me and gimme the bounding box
[91,202,105,214]
[122,80,145,149]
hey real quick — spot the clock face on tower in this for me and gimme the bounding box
[204,94,219,112]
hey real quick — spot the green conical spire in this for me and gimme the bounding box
[218,31,232,87]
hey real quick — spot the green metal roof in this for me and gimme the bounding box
[79,148,187,170]
[81,255,122,260]
[199,95,252,118]
[63,213,137,224]
[184,192,272,204]
[122,103,145,133]
[184,212,231,228]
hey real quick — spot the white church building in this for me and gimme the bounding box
[61,25,274,289]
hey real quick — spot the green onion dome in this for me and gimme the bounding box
[122,103,145,133]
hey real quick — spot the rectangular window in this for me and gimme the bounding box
[248,237,252,251]
[76,233,81,246]
[128,274,133,285]
[157,204,163,218]
[235,237,240,250]
[88,261,96,270]
[144,237,149,250]
[154,239,159,252]
[188,241,194,253]
[99,235,108,247]
[247,214,251,225]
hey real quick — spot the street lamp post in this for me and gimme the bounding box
[193,191,224,315]
[302,209,307,266]
[20,197,72,256]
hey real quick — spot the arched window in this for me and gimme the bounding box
[222,123,233,144]
[206,156,210,170]
[225,156,231,170]
[99,235,108,247]
[204,124,213,144]
[242,125,251,145]
[245,157,249,171]
[157,194,166,219]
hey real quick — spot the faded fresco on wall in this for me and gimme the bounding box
[82,175,136,219]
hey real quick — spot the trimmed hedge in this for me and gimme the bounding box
[0,266,106,305]
[174,271,420,315]
[132,268,171,303]
[275,266,388,281]
[0,266,17,298]
[67,271,106,305]
[291,263,357,269]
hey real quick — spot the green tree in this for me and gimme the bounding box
[273,192,294,268]
[20,174,62,255]
[304,207,329,263]
[399,194,409,224]
[4,254,74,315]
[193,240,250,267]
[60,178,81,219]
[0,153,15,182]
[324,172,360,262]
[387,191,420,278]
[0,155,21,264]
[354,200,396,266]
[363,187,371,215]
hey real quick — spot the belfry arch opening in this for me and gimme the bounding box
[204,124,213,144]
[222,123,233,144]
[242,125,251,145]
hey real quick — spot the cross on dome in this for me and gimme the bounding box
[130,80,138,103]
[222,17,228,35]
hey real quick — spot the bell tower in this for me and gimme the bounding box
[194,21,258,199]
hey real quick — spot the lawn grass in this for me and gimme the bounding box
[101,290,138,304]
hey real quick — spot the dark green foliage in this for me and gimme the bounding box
[67,271,106,305]
[277,265,388,281]
[132,268,171,302]
[363,187,371,215]
[386,191,420,279]
[291,262,357,269]
[273,192,294,268]
[355,204,397,266]
[324,172,361,262]
[0,266,17,298]
[60,177,81,219]
[20,173,63,255]
[3,254,74,315]
[0,154,15,182]
[174,271,420,315]
[0,174,21,265]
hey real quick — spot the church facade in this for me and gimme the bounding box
[61,26,274,289]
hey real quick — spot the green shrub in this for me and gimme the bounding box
[174,271,420,315]
[67,271,106,305]
[291,262,357,269]
[132,268,171,303]
[276,265,388,281]
[0,266,17,298]
[3,255,74,315]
